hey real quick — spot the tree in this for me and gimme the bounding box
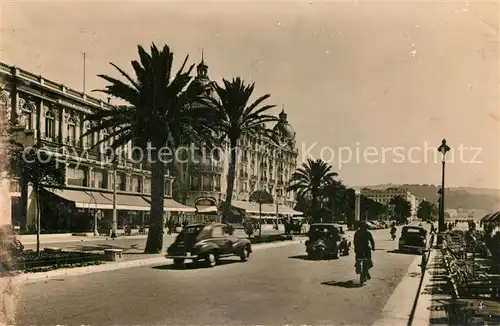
[84,43,216,253]
[206,78,278,223]
[361,196,386,221]
[288,159,338,222]
[417,200,438,222]
[249,190,274,237]
[322,179,348,221]
[389,195,412,224]
[10,146,65,255]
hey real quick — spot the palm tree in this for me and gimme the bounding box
[288,159,338,222]
[206,78,278,223]
[84,43,215,253]
[249,190,274,237]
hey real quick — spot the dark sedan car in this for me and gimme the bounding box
[398,226,427,253]
[305,223,351,260]
[166,223,252,268]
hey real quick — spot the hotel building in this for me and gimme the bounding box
[361,187,418,217]
[174,58,299,219]
[1,58,300,231]
[0,62,193,233]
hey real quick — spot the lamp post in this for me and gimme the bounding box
[437,139,450,245]
[108,156,118,239]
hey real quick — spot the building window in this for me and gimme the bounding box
[67,118,76,145]
[144,178,151,194]
[132,176,142,193]
[45,110,56,139]
[22,111,32,130]
[92,171,104,189]
[115,173,126,191]
[67,167,85,186]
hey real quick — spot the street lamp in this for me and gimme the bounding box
[437,139,450,245]
[106,155,119,239]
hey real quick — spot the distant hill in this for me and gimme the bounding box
[357,184,500,212]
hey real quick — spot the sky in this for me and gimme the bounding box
[1,0,499,189]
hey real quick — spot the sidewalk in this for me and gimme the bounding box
[17,229,266,245]
[411,248,451,325]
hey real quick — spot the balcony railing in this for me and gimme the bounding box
[193,163,223,173]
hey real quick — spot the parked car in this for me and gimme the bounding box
[305,223,351,260]
[398,226,428,254]
[166,223,252,268]
[365,221,378,230]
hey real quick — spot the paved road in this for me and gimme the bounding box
[15,228,420,325]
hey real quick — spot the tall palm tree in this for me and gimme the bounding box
[84,43,215,253]
[205,77,278,223]
[288,159,338,222]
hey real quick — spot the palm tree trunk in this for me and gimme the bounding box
[144,153,166,254]
[311,195,318,223]
[259,204,262,237]
[223,140,238,224]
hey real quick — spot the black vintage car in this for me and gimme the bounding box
[398,226,428,253]
[305,223,351,260]
[166,223,252,268]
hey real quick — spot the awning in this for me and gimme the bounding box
[163,198,196,212]
[277,204,304,216]
[142,196,196,212]
[197,206,218,213]
[247,203,277,214]
[231,201,250,211]
[46,188,151,211]
[482,211,500,223]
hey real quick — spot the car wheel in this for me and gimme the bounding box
[205,252,218,268]
[240,245,251,262]
[173,258,185,268]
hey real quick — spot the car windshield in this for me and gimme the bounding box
[403,228,425,235]
[311,226,333,233]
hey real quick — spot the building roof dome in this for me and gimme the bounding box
[273,107,295,139]
[190,51,213,95]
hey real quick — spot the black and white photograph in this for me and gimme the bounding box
[0,0,498,325]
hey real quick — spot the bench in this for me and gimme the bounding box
[103,249,123,261]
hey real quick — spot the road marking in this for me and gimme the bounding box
[373,254,422,325]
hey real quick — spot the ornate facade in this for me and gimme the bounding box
[178,58,299,211]
[0,62,182,232]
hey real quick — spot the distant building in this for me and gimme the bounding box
[361,187,418,217]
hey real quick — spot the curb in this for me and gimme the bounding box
[10,239,303,284]
[410,249,437,325]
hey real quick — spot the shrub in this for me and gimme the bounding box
[16,251,104,273]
